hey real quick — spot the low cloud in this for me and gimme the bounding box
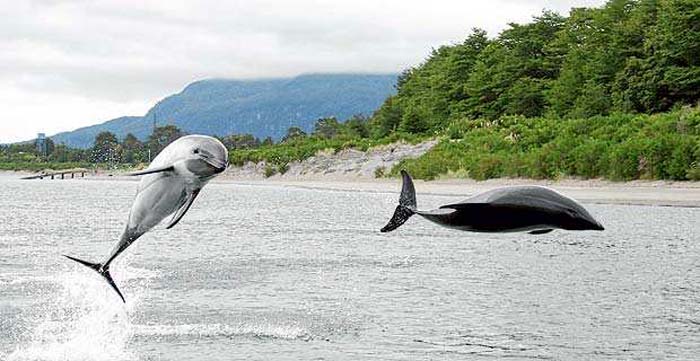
[0,0,605,142]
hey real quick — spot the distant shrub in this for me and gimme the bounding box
[263,164,277,178]
[374,166,385,178]
[394,109,700,181]
[687,165,700,181]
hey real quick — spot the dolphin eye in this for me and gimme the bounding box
[193,148,200,154]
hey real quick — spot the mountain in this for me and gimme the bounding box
[50,73,397,148]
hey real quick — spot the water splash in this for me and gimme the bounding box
[7,265,151,361]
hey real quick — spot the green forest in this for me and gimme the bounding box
[3,0,699,180]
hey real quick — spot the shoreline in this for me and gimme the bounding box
[223,176,700,208]
[3,170,698,207]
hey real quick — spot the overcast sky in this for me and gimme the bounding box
[0,0,606,143]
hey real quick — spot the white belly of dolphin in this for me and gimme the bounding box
[127,174,191,236]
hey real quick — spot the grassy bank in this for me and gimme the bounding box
[393,109,700,181]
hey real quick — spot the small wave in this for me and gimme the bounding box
[0,273,54,287]
[134,322,308,340]
[120,265,162,281]
[667,317,700,326]
[414,338,529,352]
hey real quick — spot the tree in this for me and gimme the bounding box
[646,0,700,109]
[221,133,261,150]
[281,126,306,142]
[92,131,121,164]
[121,133,144,164]
[344,114,370,139]
[313,117,341,139]
[49,144,71,162]
[148,125,184,157]
[399,103,430,134]
[465,12,565,119]
[370,95,403,138]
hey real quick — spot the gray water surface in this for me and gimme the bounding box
[0,175,698,360]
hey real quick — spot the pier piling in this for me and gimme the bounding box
[20,168,90,181]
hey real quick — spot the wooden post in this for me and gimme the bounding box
[81,172,85,178]
[61,173,64,179]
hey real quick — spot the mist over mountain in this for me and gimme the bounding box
[50,73,397,148]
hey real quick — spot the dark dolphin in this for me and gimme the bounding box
[381,170,604,234]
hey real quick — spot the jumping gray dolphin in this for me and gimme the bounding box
[64,135,228,302]
[381,170,604,234]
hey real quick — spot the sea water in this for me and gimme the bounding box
[1,175,698,360]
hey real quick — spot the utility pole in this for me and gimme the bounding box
[149,110,157,163]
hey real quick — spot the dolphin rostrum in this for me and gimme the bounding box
[381,170,604,234]
[64,135,228,302]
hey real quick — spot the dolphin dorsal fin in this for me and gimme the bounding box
[166,189,201,229]
[126,165,174,176]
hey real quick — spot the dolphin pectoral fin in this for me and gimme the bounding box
[126,165,175,176]
[529,229,553,235]
[166,189,201,229]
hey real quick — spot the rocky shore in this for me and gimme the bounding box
[225,140,438,180]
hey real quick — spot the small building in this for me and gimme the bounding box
[36,133,47,157]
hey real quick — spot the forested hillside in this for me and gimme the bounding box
[235,0,700,181]
[50,73,397,148]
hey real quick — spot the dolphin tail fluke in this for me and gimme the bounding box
[381,170,417,233]
[63,255,126,303]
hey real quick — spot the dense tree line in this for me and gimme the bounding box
[370,0,700,134]
[0,137,90,166]
[1,125,186,169]
[89,125,185,166]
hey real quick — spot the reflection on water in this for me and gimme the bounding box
[0,175,698,360]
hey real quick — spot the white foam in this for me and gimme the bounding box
[7,269,150,361]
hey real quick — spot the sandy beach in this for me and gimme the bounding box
[224,175,700,208]
[4,169,698,207]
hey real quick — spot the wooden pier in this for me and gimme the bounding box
[21,168,89,180]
